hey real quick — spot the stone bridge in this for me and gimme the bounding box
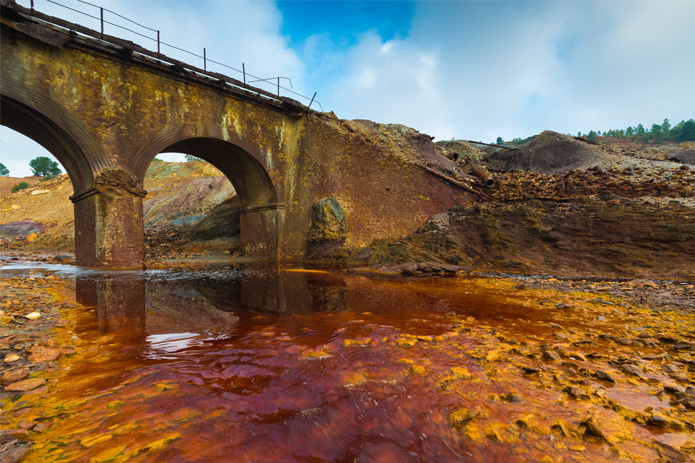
[1,1,474,268]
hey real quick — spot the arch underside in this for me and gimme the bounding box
[161,138,279,210]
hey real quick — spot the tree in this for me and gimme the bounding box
[29,157,61,178]
[184,155,202,162]
[625,126,634,137]
[650,123,662,143]
[661,118,671,139]
[678,119,695,142]
[636,124,646,139]
[587,130,597,141]
[495,137,504,145]
[0,163,8,176]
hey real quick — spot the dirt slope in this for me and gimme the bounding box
[0,160,236,255]
[0,176,42,197]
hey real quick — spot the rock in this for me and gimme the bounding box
[449,407,486,427]
[24,312,40,320]
[653,440,692,463]
[4,378,46,392]
[595,370,615,382]
[543,351,561,361]
[28,347,60,363]
[17,421,35,430]
[580,413,632,445]
[3,354,21,364]
[564,386,589,399]
[0,438,32,463]
[673,342,692,350]
[506,392,525,403]
[0,430,31,440]
[621,363,646,379]
[670,372,690,383]
[0,221,43,239]
[663,363,683,374]
[0,368,30,386]
[33,422,49,433]
[647,413,685,430]
[521,366,540,375]
[307,197,347,243]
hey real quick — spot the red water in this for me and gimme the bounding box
[22,269,681,462]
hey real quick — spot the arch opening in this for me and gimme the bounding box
[0,95,94,194]
[0,101,92,261]
[160,137,278,209]
[140,137,283,261]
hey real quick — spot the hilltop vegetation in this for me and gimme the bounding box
[579,118,695,143]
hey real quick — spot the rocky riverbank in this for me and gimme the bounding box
[0,275,82,462]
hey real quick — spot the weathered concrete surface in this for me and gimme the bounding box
[0,3,474,267]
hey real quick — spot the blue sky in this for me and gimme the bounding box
[2,0,695,177]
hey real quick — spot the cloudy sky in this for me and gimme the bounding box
[2,0,694,177]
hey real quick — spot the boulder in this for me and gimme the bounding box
[307,197,347,243]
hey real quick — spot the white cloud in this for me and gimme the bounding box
[307,1,695,142]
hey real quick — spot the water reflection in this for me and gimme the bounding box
[76,275,147,335]
[74,265,349,338]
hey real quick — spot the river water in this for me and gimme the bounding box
[2,263,692,463]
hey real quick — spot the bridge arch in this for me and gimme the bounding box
[133,129,285,260]
[0,80,110,194]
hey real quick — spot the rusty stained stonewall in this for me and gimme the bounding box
[0,1,474,268]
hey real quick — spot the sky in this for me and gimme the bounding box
[2,0,694,177]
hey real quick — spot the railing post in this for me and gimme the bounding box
[277,77,280,96]
[30,0,34,14]
[243,63,246,85]
[308,92,316,109]
[100,8,104,38]
[203,48,206,71]
[157,30,160,56]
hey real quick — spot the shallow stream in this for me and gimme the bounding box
[1,263,693,462]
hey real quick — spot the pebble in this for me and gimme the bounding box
[5,378,46,392]
[25,312,41,320]
[595,370,615,382]
[3,353,21,364]
[27,347,60,363]
[0,368,30,386]
[621,363,646,379]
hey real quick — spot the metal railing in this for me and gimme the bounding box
[19,0,322,110]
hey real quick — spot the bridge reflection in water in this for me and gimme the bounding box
[74,265,349,337]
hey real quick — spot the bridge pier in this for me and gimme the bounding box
[239,204,285,261]
[71,170,147,269]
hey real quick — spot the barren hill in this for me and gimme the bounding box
[1,127,694,278]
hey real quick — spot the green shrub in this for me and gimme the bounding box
[11,182,29,193]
